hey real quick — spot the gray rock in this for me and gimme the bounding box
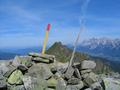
[46,88,55,90]
[22,76,33,90]
[83,72,98,86]
[64,66,75,79]
[81,60,96,70]
[0,80,7,89]
[27,63,53,80]
[18,64,28,71]
[32,57,50,63]
[12,56,32,68]
[29,53,55,61]
[84,88,92,90]
[0,63,9,75]
[90,82,103,90]
[81,73,89,79]
[66,81,84,90]
[3,65,16,78]
[56,77,66,90]
[67,78,80,85]
[80,69,92,75]
[74,68,81,79]
[8,85,25,90]
[103,78,120,90]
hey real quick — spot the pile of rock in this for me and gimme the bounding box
[54,60,105,90]
[0,52,105,90]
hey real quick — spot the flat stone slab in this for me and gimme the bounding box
[81,60,96,70]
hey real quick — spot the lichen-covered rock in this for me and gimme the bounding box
[47,77,57,88]
[7,70,23,85]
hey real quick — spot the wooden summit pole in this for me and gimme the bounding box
[42,24,51,54]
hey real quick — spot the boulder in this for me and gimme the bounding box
[83,72,98,86]
[27,63,53,80]
[81,60,96,70]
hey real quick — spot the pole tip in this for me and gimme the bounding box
[46,23,51,31]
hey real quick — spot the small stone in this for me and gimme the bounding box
[47,77,57,88]
[46,88,55,90]
[0,80,7,89]
[22,76,33,90]
[90,82,103,90]
[74,68,81,79]
[80,69,92,75]
[81,73,89,79]
[67,78,80,85]
[66,81,84,90]
[81,60,96,70]
[56,77,66,90]
[64,66,75,79]
[18,64,28,71]
[84,88,92,90]
[29,53,55,61]
[0,63,9,75]
[32,57,50,63]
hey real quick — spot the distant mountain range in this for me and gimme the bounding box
[0,38,120,73]
[74,38,120,61]
[46,42,112,74]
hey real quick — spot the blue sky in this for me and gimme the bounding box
[0,0,120,48]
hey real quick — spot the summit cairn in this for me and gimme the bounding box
[0,52,105,90]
